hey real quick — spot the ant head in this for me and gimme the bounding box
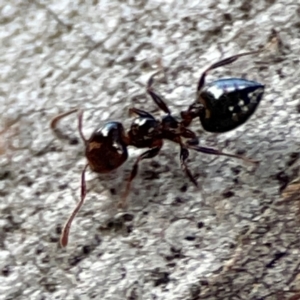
[87,121,129,173]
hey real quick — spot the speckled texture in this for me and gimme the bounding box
[0,1,300,299]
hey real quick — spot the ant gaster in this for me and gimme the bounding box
[51,50,264,247]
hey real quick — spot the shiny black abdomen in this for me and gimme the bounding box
[199,78,264,133]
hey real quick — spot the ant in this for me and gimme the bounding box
[51,50,264,247]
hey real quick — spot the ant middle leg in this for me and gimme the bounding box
[119,140,163,208]
[173,134,199,187]
[186,144,259,165]
[180,146,198,187]
[146,72,171,115]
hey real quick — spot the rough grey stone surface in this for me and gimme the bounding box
[0,0,300,299]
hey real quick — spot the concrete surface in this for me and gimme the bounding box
[0,0,300,299]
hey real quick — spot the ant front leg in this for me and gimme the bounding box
[60,163,89,247]
[119,140,163,209]
[147,72,171,114]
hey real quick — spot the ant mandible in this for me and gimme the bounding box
[51,50,264,247]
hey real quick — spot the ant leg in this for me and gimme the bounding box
[181,128,199,145]
[119,140,163,208]
[129,108,155,119]
[180,146,198,187]
[186,144,259,165]
[60,163,89,247]
[197,50,261,93]
[179,127,199,146]
[147,72,171,115]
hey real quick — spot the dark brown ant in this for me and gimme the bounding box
[51,50,262,247]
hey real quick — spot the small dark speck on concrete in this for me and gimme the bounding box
[2,265,10,276]
[223,13,232,22]
[55,224,62,235]
[166,262,176,268]
[150,160,161,168]
[110,188,117,195]
[170,246,181,254]
[122,213,134,222]
[189,284,201,300]
[49,235,59,243]
[265,242,273,248]
[233,177,240,185]
[143,170,160,180]
[69,137,79,145]
[41,255,50,264]
[265,251,287,268]
[0,170,11,180]
[199,279,209,286]
[35,244,44,255]
[180,183,188,192]
[126,224,133,234]
[222,189,235,198]
[172,196,186,206]
[236,149,246,156]
[105,219,122,230]
[82,245,92,255]
[275,171,289,192]
[231,166,241,175]
[153,271,170,287]
[68,255,84,267]
[197,221,204,229]
[185,235,196,241]
[166,247,184,261]
[25,179,33,187]
[34,190,41,197]
[58,183,69,190]
[287,152,299,167]
[229,242,236,249]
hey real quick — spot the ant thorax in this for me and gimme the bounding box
[161,114,182,134]
[128,116,160,148]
